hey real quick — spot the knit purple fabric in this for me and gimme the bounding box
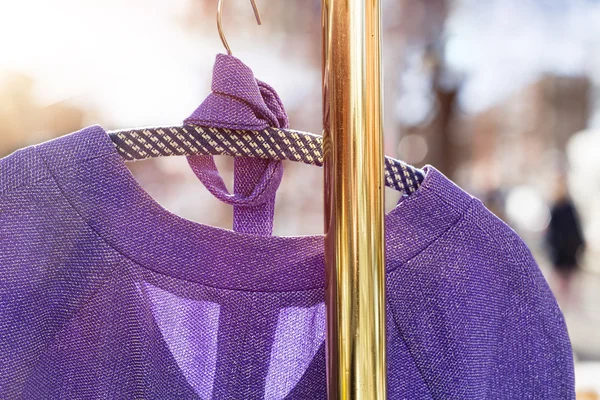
[185,54,288,236]
[0,124,575,398]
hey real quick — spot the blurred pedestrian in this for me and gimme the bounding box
[545,175,585,304]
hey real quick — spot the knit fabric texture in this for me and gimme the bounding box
[185,54,289,236]
[0,124,575,398]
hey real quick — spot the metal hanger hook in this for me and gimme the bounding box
[217,0,262,56]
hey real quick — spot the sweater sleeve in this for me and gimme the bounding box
[385,200,575,399]
[0,147,119,398]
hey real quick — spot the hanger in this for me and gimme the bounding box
[218,0,262,56]
[108,0,425,195]
[109,125,423,194]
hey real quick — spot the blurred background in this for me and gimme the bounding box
[1,0,599,395]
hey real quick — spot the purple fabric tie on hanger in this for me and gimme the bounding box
[185,54,289,236]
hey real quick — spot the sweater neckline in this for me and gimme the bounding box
[39,125,471,293]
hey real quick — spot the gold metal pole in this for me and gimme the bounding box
[322,0,387,399]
